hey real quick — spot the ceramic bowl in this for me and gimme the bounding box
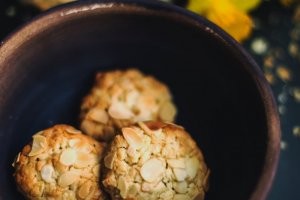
[0,0,280,199]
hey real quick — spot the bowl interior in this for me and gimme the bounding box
[0,3,270,200]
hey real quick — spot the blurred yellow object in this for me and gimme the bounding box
[206,0,253,42]
[23,0,260,42]
[187,0,261,42]
[22,0,75,10]
[230,0,261,12]
[186,0,212,13]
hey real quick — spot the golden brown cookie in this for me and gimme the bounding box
[12,125,107,200]
[80,69,177,141]
[102,122,209,200]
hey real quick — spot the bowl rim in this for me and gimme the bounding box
[0,0,281,199]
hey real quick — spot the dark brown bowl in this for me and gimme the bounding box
[0,0,280,199]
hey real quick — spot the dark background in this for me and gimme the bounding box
[0,0,299,199]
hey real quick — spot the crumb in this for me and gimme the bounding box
[251,38,268,55]
[278,92,288,104]
[264,72,276,85]
[290,87,300,102]
[293,126,300,137]
[288,42,298,57]
[280,141,288,150]
[276,66,292,81]
[278,105,287,115]
[263,55,275,68]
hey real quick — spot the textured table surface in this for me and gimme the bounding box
[246,2,300,200]
[1,0,300,199]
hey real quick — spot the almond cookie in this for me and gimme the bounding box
[102,122,209,200]
[12,125,107,200]
[80,69,177,141]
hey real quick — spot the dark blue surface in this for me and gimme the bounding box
[244,2,300,200]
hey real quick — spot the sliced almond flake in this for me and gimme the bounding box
[116,160,129,174]
[186,157,200,180]
[160,190,175,199]
[173,194,191,200]
[108,101,133,119]
[60,148,77,166]
[122,127,143,149]
[28,135,48,156]
[41,164,54,183]
[127,146,136,157]
[165,122,184,129]
[62,191,76,199]
[153,181,166,192]
[36,160,46,171]
[167,159,185,169]
[138,150,151,166]
[134,108,153,122]
[80,171,93,179]
[87,108,109,124]
[75,143,93,153]
[140,158,165,182]
[127,183,140,196]
[15,153,21,163]
[58,172,78,187]
[65,128,82,134]
[165,168,174,179]
[92,164,100,177]
[78,181,95,199]
[118,176,129,198]
[159,101,177,122]
[104,152,116,169]
[15,152,21,163]
[68,139,80,147]
[74,152,95,168]
[173,168,187,181]
[137,122,153,136]
[141,182,154,192]
[174,181,188,193]
[126,90,140,108]
[12,152,21,167]
[117,148,127,160]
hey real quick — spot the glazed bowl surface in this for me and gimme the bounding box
[0,0,280,199]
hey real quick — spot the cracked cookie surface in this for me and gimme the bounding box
[13,125,107,200]
[102,122,209,200]
[80,69,177,142]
